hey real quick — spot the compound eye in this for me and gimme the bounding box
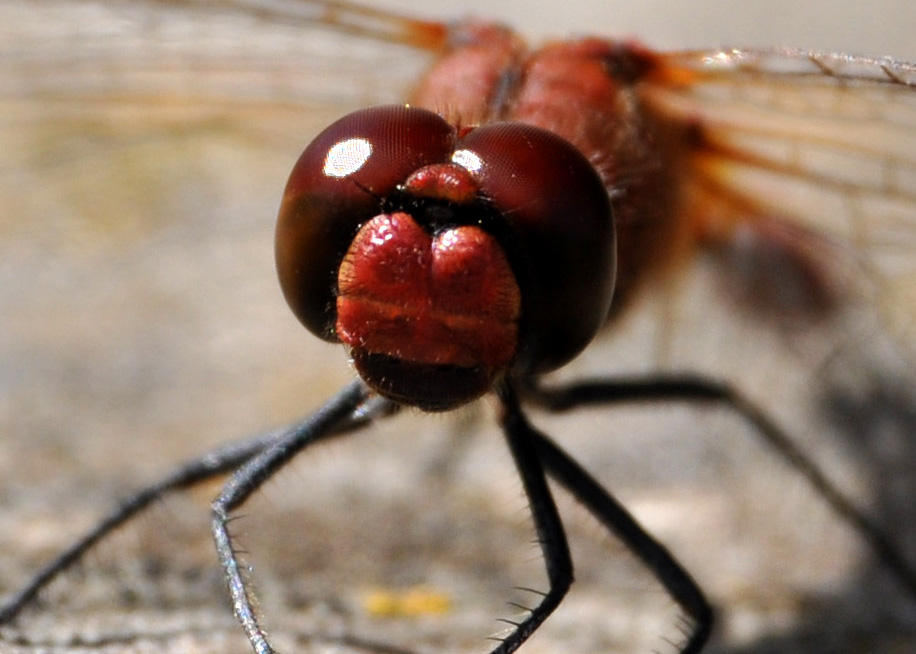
[455,123,615,373]
[276,105,456,340]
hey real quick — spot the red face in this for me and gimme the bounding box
[276,105,615,410]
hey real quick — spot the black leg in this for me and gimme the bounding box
[211,380,371,654]
[0,382,390,628]
[490,383,573,654]
[0,429,277,626]
[523,373,916,601]
[532,425,712,653]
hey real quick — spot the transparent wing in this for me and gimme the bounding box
[0,0,440,226]
[555,45,916,652]
[0,0,441,431]
[621,48,916,383]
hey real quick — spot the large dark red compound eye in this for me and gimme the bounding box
[276,105,456,340]
[455,123,616,374]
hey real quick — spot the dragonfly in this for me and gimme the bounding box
[1,1,915,653]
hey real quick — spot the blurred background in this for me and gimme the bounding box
[1,1,915,653]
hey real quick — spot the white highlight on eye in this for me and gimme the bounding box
[438,230,460,248]
[452,149,482,173]
[324,138,372,177]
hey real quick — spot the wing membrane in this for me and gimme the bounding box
[639,48,916,368]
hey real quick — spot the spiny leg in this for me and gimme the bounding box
[0,384,390,628]
[523,374,916,599]
[489,383,573,654]
[0,429,276,626]
[211,380,372,654]
[531,425,712,653]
